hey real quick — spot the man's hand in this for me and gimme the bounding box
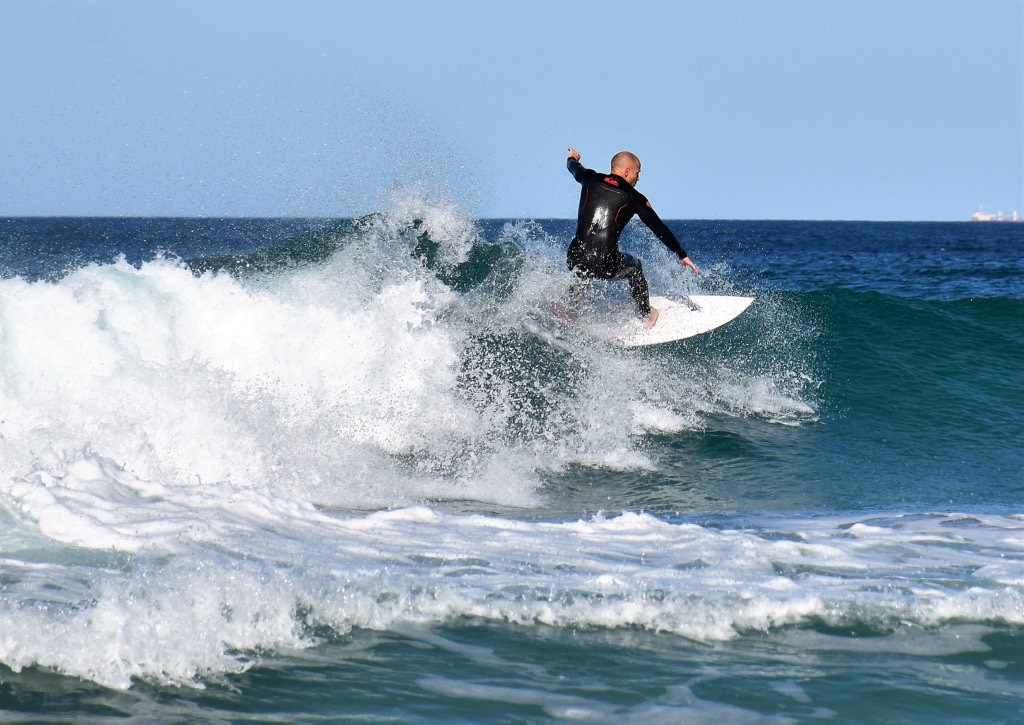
[567,147,581,161]
[680,256,699,275]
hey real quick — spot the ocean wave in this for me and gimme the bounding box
[0,201,818,512]
[1,457,1021,689]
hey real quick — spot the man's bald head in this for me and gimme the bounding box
[610,151,640,173]
[610,151,641,187]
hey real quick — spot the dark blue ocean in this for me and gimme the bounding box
[1,206,1022,721]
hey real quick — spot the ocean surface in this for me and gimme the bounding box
[1,203,1022,721]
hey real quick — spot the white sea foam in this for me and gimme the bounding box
[1,457,1022,689]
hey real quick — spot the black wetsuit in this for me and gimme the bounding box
[566,157,688,316]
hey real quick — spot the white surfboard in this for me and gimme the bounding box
[615,294,754,347]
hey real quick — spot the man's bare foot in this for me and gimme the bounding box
[643,307,660,329]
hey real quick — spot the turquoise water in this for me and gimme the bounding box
[0,207,1021,721]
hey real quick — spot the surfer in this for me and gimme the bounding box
[565,147,698,328]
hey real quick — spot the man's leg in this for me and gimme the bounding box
[610,252,651,314]
[561,240,595,319]
[611,253,659,328]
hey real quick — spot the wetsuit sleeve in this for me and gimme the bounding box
[635,195,688,259]
[567,157,597,185]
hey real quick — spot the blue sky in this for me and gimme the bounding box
[2,0,1021,220]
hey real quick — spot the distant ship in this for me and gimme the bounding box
[970,206,1020,222]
